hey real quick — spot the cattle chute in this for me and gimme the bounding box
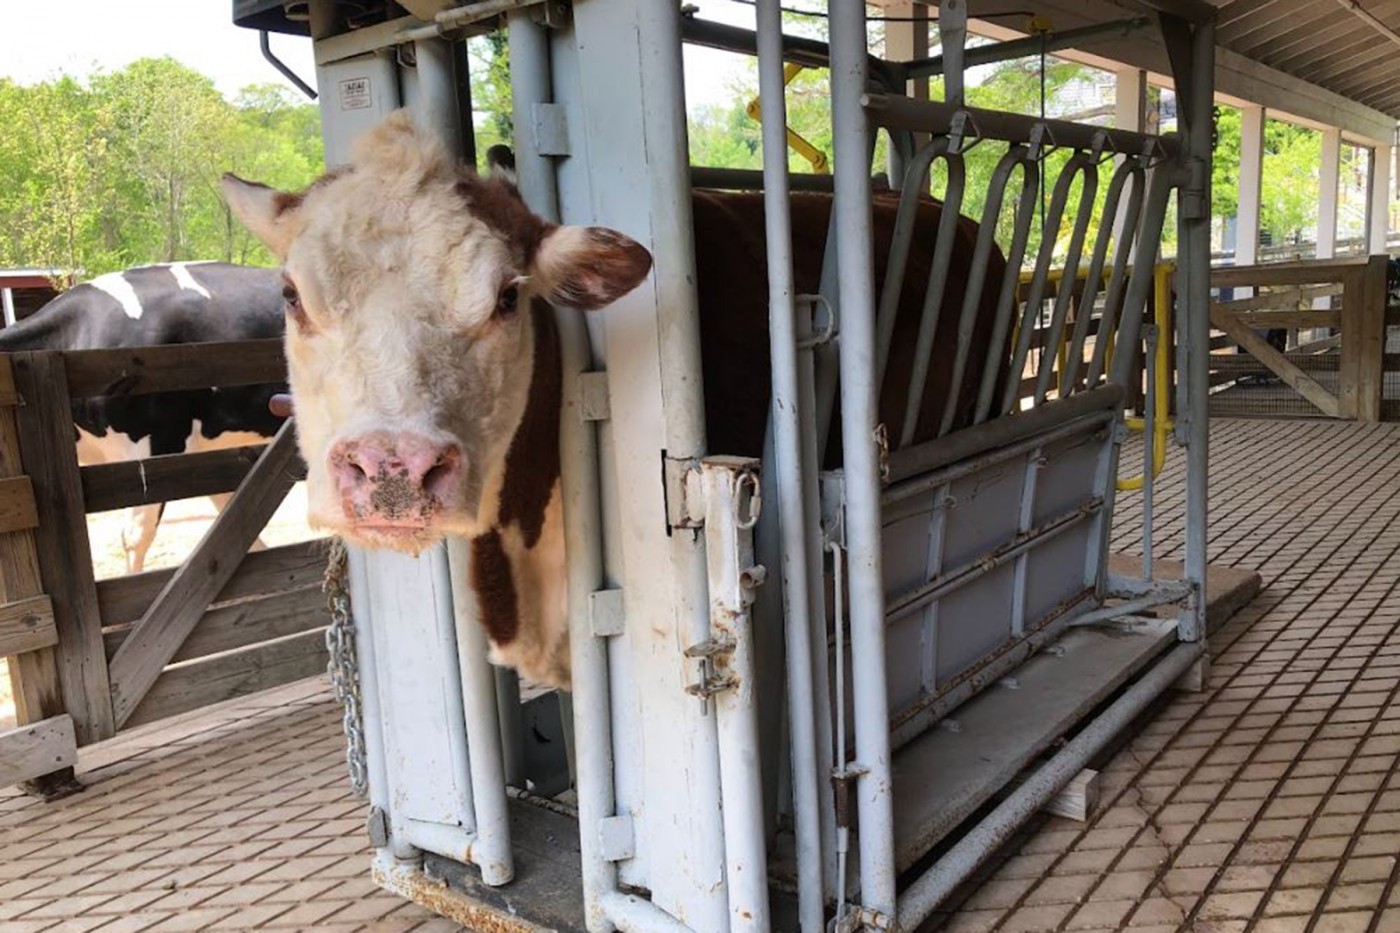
[230,1,1217,930]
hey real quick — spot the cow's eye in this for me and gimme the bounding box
[496,283,519,319]
[282,278,307,328]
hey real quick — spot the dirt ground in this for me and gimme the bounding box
[0,485,318,731]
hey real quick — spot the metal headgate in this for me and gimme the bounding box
[233,1,1219,931]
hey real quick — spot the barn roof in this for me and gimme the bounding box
[957,0,1400,142]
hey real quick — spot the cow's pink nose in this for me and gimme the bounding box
[328,433,463,525]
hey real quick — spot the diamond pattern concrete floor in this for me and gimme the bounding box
[2,418,1399,932]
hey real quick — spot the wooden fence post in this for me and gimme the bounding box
[1339,256,1388,421]
[0,356,81,796]
[13,351,115,743]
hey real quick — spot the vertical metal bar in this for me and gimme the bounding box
[1181,18,1214,643]
[447,539,515,886]
[699,459,771,933]
[877,139,948,389]
[969,156,1039,425]
[1086,168,1148,386]
[508,12,622,930]
[1142,325,1157,581]
[919,486,948,697]
[900,154,965,446]
[1059,157,1145,395]
[1,288,15,328]
[1108,166,1175,389]
[1010,451,1042,636]
[940,147,1033,437]
[991,152,1095,420]
[493,669,525,787]
[830,1,897,920]
[797,300,839,898]
[1033,157,1100,405]
[756,2,826,928]
[940,0,967,106]
[413,37,463,158]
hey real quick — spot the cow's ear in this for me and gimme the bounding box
[532,225,653,311]
[220,174,301,259]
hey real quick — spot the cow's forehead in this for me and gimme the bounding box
[290,168,521,310]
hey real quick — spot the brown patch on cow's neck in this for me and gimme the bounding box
[471,530,518,644]
[455,174,549,266]
[496,297,561,549]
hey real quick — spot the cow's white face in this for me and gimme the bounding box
[220,112,651,553]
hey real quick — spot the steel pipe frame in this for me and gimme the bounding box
[755,1,827,927]
[506,11,625,932]
[698,458,771,933]
[894,641,1206,930]
[937,145,1038,437]
[446,541,515,886]
[830,1,898,920]
[1060,157,1148,394]
[865,95,1180,163]
[990,151,1098,422]
[870,136,966,446]
[887,385,1123,488]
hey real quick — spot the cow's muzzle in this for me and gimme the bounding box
[328,432,463,537]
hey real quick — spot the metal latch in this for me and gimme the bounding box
[662,454,705,530]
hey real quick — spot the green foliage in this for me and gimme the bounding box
[0,58,323,283]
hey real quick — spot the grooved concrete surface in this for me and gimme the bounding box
[3,418,1399,933]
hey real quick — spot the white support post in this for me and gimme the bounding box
[884,1,929,101]
[1113,67,1146,252]
[1368,140,1393,255]
[884,2,930,185]
[1114,66,1146,134]
[0,288,15,328]
[1236,104,1265,273]
[1318,127,1342,261]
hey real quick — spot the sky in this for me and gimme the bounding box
[0,0,761,111]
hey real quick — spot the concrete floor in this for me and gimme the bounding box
[3,418,1400,932]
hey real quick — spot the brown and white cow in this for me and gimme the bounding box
[221,111,1005,689]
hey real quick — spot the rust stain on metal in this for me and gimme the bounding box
[372,866,555,933]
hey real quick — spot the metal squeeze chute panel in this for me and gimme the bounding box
[361,546,478,857]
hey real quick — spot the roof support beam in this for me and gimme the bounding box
[1236,105,1266,274]
[1318,127,1343,262]
[1368,139,1393,252]
[1329,0,1400,53]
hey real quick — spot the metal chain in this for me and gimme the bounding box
[323,537,368,798]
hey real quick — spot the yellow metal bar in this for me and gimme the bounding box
[746,63,830,174]
[1015,260,1176,490]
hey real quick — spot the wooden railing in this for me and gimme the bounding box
[1209,255,1390,421]
[2,340,330,792]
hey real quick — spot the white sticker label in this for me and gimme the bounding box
[339,77,372,111]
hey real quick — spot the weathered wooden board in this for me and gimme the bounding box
[1208,283,1343,314]
[12,351,114,743]
[96,539,328,626]
[108,420,301,727]
[1224,310,1340,329]
[0,595,56,658]
[1209,308,1341,417]
[82,444,282,513]
[1209,260,1361,288]
[1338,258,1387,422]
[0,477,37,534]
[0,715,77,787]
[103,584,327,663]
[0,356,17,408]
[124,628,328,729]
[62,339,286,399]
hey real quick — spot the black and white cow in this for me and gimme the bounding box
[0,261,289,573]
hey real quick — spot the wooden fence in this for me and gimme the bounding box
[1208,255,1392,421]
[2,340,331,793]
